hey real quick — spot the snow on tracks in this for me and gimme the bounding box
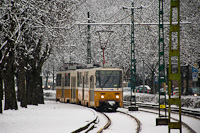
[101,111,138,133]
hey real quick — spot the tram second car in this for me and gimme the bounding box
[56,67,123,111]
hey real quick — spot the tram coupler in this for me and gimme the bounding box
[156,117,168,126]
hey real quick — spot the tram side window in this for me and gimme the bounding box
[84,72,89,88]
[65,73,70,86]
[77,72,82,87]
[56,74,62,86]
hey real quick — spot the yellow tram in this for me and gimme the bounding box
[56,66,123,111]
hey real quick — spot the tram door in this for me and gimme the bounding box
[90,76,94,106]
[82,77,84,101]
[61,75,65,101]
[71,76,76,103]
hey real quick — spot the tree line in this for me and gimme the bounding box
[0,0,80,113]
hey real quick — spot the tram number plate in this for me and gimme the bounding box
[160,105,166,109]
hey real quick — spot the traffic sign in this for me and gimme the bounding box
[192,72,198,81]
[160,105,166,109]
[192,67,198,73]
[154,76,159,83]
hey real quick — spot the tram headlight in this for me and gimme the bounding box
[101,95,104,99]
[116,95,119,99]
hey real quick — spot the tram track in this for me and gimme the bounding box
[117,110,141,133]
[123,102,199,133]
[138,108,196,133]
[97,111,140,133]
[71,102,199,133]
[123,101,200,119]
[97,112,111,133]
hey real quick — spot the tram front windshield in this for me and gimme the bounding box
[96,70,122,88]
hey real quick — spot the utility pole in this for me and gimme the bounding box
[130,1,136,108]
[142,59,145,93]
[156,0,168,126]
[123,1,142,111]
[87,12,92,64]
[168,0,182,132]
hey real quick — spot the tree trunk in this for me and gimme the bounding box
[186,65,189,95]
[37,76,44,104]
[0,71,3,113]
[0,41,3,113]
[4,50,18,110]
[16,73,21,101]
[26,70,33,105]
[17,67,27,108]
[151,70,155,94]
[45,72,49,90]
[26,68,44,105]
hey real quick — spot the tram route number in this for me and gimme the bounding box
[160,105,166,109]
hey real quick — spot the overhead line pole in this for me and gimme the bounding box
[130,1,136,107]
[168,0,182,132]
[87,12,92,64]
[123,1,143,111]
[158,0,166,117]
[156,0,168,126]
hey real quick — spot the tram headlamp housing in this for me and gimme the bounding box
[101,95,104,99]
[116,95,119,99]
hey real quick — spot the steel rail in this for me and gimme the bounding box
[117,110,141,133]
[124,102,198,133]
[98,111,141,133]
[138,108,196,133]
[123,101,200,118]
[97,111,141,133]
[71,109,98,133]
[97,112,111,133]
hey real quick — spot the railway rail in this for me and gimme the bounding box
[98,111,140,133]
[72,108,140,133]
[71,108,98,133]
[70,102,200,133]
[117,110,141,133]
[124,102,200,118]
[97,112,111,133]
[124,101,200,133]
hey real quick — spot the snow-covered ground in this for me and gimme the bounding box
[0,101,97,133]
[118,108,198,133]
[104,112,137,133]
[1,90,200,133]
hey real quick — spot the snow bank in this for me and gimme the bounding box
[43,90,56,100]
